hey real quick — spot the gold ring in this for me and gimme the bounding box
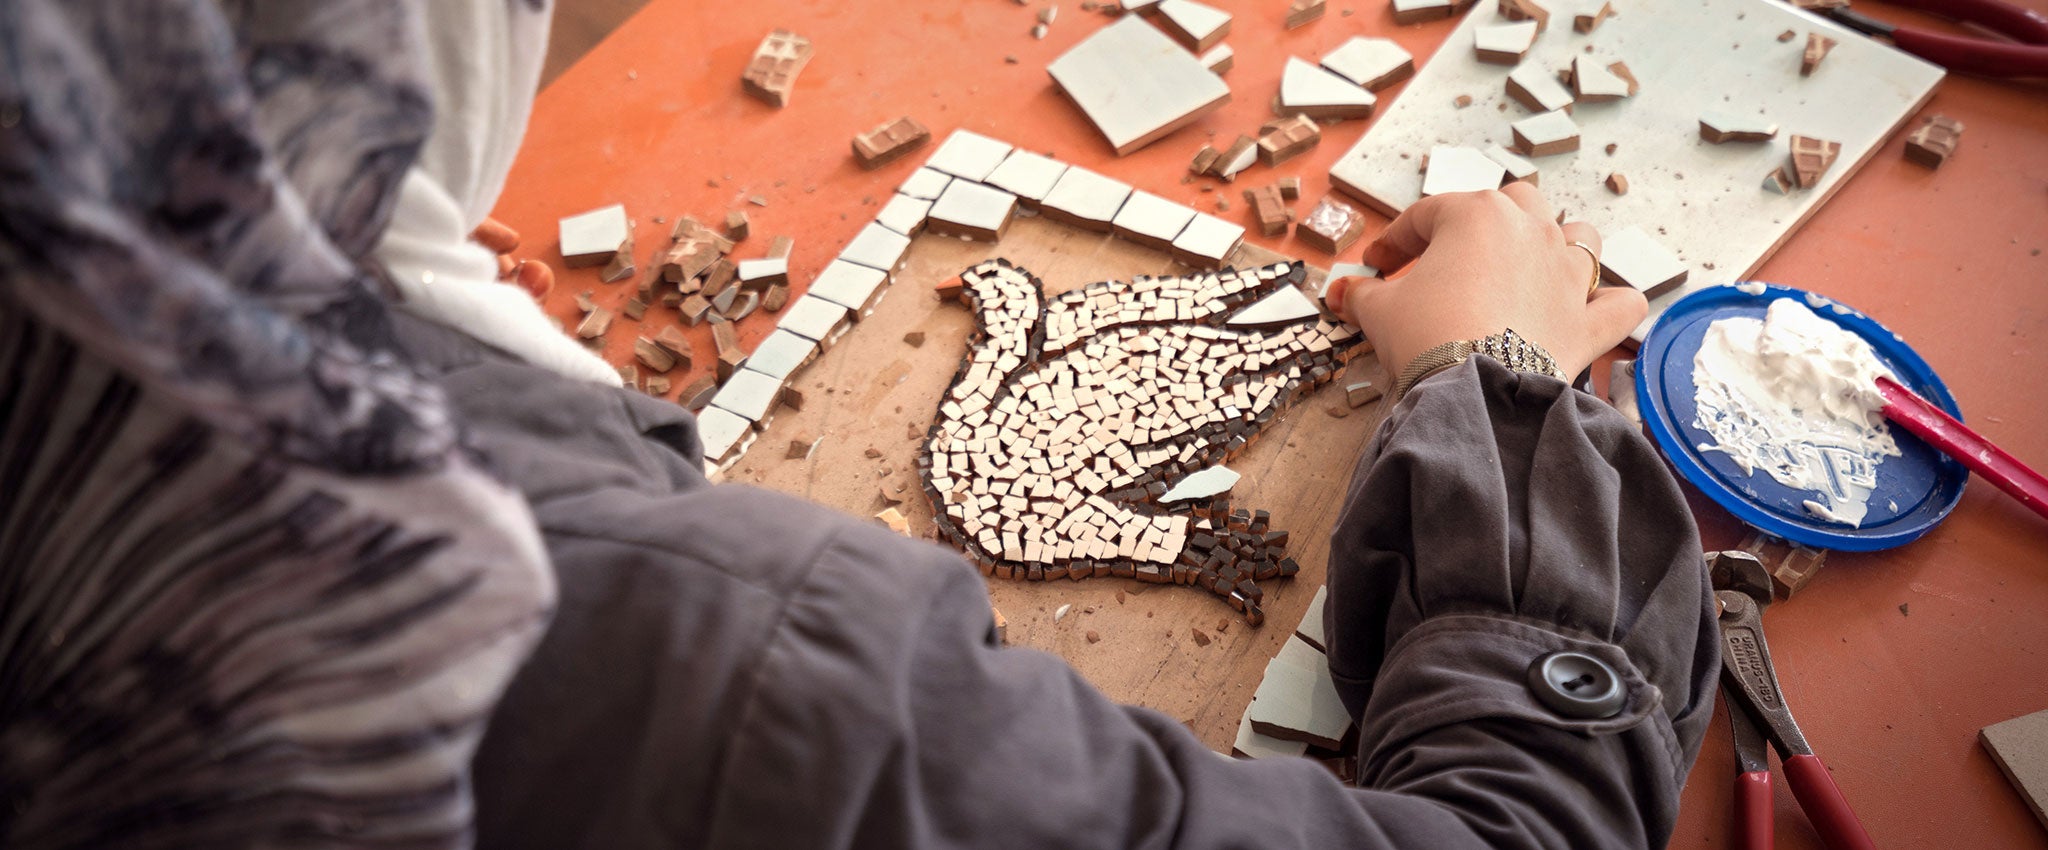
[1566,241,1601,297]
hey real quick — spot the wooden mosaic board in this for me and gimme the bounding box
[735,213,1392,752]
[1326,0,1943,344]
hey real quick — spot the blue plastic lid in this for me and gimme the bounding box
[1634,283,1968,552]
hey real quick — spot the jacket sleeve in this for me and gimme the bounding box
[1323,355,1722,849]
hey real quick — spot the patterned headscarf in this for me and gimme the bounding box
[0,1,554,846]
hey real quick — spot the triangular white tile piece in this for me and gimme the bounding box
[1422,145,1507,197]
[1320,37,1413,91]
[1161,465,1241,502]
[1279,57,1375,115]
[1226,285,1320,327]
[1158,0,1232,45]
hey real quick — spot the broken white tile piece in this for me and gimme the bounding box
[696,407,754,467]
[928,180,1020,241]
[1474,21,1540,65]
[1040,167,1134,231]
[777,295,853,343]
[876,193,933,236]
[1329,262,1380,280]
[1272,633,1326,673]
[1319,37,1414,91]
[1227,285,1320,328]
[1161,465,1239,503]
[736,257,788,287]
[710,368,785,426]
[1155,0,1233,52]
[1599,226,1690,299]
[1047,16,1231,155]
[1247,638,1351,750]
[1391,0,1457,23]
[1278,57,1376,120]
[1170,213,1245,267]
[898,167,953,200]
[838,222,913,271]
[1572,56,1635,101]
[925,130,1014,182]
[1506,63,1575,113]
[1233,713,1310,759]
[742,330,818,381]
[1699,108,1779,143]
[1111,190,1199,247]
[984,150,1070,203]
[1200,43,1235,74]
[1510,109,1581,156]
[558,203,629,267]
[1421,145,1508,197]
[1296,585,1329,653]
[1482,144,1540,185]
[807,260,889,315]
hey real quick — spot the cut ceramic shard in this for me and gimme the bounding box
[928,180,1020,242]
[1161,465,1242,503]
[1233,714,1310,759]
[1047,16,1231,155]
[711,368,785,427]
[899,167,953,200]
[1474,21,1540,65]
[1421,145,1508,197]
[1111,190,1199,251]
[697,407,754,469]
[558,203,629,268]
[777,295,853,345]
[1227,285,1320,328]
[1482,144,1540,185]
[925,130,1014,182]
[1572,56,1637,102]
[1699,108,1779,143]
[1154,0,1233,53]
[1391,0,1456,25]
[1511,109,1581,156]
[1170,212,1246,269]
[1788,135,1842,188]
[743,329,819,381]
[838,222,913,271]
[1319,37,1414,91]
[1295,585,1329,651]
[1278,57,1376,121]
[1599,226,1689,298]
[1040,166,1134,231]
[1200,43,1236,74]
[807,260,890,316]
[1506,63,1575,113]
[1903,115,1963,168]
[875,193,933,236]
[984,150,1070,205]
[1247,637,1350,749]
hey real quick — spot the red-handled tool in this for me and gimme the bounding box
[1877,375,2048,523]
[1825,0,2048,78]
[1710,552,1879,850]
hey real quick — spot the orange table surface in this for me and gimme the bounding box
[492,1,2048,847]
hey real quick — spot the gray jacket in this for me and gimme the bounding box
[397,316,1718,850]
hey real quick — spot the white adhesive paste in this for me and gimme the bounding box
[1692,299,1901,527]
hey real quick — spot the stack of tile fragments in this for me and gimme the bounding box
[697,129,1272,473]
[1234,586,1358,766]
[918,257,1364,622]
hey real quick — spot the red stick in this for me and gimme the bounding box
[1878,376,2048,523]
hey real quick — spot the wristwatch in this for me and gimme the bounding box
[1391,328,1569,401]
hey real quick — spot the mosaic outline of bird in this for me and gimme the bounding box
[918,258,1364,625]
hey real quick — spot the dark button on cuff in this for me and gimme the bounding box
[1526,651,1625,719]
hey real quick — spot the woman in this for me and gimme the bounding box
[0,1,1715,848]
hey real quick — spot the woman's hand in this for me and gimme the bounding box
[472,217,554,300]
[1324,183,1646,381]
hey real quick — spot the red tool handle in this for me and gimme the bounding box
[1736,770,1775,850]
[1782,755,1877,850]
[1884,0,2048,44]
[1892,28,2048,77]
[1878,376,2048,523]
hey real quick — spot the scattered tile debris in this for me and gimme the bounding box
[1279,57,1377,120]
[1699,108,1779,143]
[1200,43,1237,75]
[1801,32,1837,77]
[1573,0,1613,33]
[1286,0,1327,29]
[1298,196,1367,254]
[1605,172,1629,195]
[1500,0,1552,30]
[1904,114,1963,169]
[1572,56,1638,101]
[1391,0,1456,25]
[1788,134,1842,188]
[741,30,813,107]
[852,116,933,169]
[1475,21,1540,65]
[1154,0,1234,53]
[1506,63,1575,113]
[1257,115,1322,167]
[1511,109,1581,156]
[1599,226,1689,298]
[558,203,630,268]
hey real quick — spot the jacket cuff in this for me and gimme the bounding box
[1354,614,1681,775]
